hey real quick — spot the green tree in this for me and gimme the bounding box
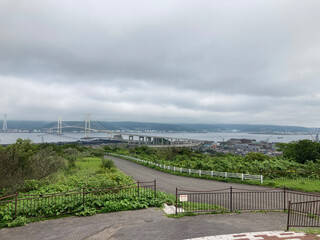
[0,139,65,195]
[278,140,320,164]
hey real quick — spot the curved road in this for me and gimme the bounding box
[109,156,274,195]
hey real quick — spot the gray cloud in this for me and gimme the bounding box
[1,0,320,126]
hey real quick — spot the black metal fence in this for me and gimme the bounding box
[287,199,320,230]
[176,187,320,214]
[0,180,156,220]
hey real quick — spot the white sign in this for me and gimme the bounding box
[179,195,188,202]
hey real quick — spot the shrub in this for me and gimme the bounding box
[7,216,28,228]
[75,208,97,216]
[101,158,115,169]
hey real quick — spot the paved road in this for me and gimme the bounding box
[0,209,287,240]
[109,156,275,195]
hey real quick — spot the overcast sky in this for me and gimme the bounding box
[1,0,320,127]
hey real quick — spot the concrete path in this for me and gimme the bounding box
[108,156,276,194]
[0,208,288,240]
[186,231,320,240]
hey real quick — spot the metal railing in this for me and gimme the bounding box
[287,199,320,230]
[107,153,264,183]
[175,187,320,214]
[0,180,156,220]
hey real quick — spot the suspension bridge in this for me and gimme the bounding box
[46,114,202,147]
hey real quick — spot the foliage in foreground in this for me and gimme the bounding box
[0,189,175,228]
[0,140,132,196]
[0,142,175,228]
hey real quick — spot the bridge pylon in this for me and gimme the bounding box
[85,113,91,138]
[57,117,62,135]
[2,114,7,132]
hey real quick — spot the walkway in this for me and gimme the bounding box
[0,209,287,240]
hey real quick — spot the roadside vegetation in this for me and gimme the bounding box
[0,139,175,228]
[106,140,320,192]
[0,139,131,196]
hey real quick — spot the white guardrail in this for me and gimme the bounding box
[107,153,263,183]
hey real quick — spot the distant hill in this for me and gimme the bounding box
[13,121,313,133]
[178,123,312,133]
[0,120,49,130]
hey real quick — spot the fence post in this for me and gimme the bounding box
[175,188,178,215]
[286,201,291,231]
[180,168,182,173]
[154,179,157,198]
[283,186,286,211]
[174,167,176,172]
[199,170,201,177]
[189,169,191,175]
[14,192,18,219]
[225,172,227,178]
[230,186,233,212]
[211,171,213,177]
[241,173,244,181]
[82,187,85,210]
[137,181,140,198]
[260,175,263,184]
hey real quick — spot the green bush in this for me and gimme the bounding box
[75,208,97,216]
[0,210,13,228]
[101,158,115,169]
[7,216,28,228]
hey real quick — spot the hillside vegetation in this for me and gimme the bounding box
[108,140,320,192]
[0,140,133,196]
[0,140,175,228]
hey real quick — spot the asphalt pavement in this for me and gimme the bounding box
[0,209,287,240]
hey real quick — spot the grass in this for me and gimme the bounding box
[263,178,320,193]
[22,156,134,195]
[291,228,320,234]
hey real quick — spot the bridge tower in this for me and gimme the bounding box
[2,114,7,132]
[57,117,62,135]
[85,113,91,138]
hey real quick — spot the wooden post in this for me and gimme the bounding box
[154,180,157,198]
[137,181,140,198]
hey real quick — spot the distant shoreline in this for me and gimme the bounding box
[249,132,310,135]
